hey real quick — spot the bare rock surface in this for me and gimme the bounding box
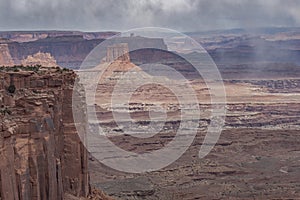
[0,67,89,199]
[0,43,14,66]
[21,51,58,67]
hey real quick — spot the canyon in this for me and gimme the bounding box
[82,31,300,199]
[1,28,300,73]
[88,66,300,200]
[1,27,300,199]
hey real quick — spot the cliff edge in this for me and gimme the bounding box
[0,66,111,200]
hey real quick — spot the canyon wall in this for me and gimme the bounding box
[0,31,118,43]
[6,36,104,68]
[0,35,168,69]
[0,42,14,66]
[0,68,89,199]
[106,43,130,63]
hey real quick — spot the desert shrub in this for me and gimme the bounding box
[7,85,16,94]
[62,68,70,71]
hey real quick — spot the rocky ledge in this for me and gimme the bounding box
[0,66,110,200]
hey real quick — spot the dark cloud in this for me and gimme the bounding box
[0,0,299,31]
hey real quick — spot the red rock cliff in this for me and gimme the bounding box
[0,68,89,199]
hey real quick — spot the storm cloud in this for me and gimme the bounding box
[0,0,299,31]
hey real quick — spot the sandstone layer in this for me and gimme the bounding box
[0,42,14,66]
[0,67,89,199]
[21,52,58,67]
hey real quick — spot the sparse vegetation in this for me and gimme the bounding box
[56,67,71,73]
[0,65,72,74]
[62,68,70,71]
[0,65,42,72]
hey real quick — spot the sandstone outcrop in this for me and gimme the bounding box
[0,67,89,199]
[106,43,130,63]
[21,51,58,67]
[0,42,14,66]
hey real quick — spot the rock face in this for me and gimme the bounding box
[0,31,118,43]
[6,36,103,68]
[21,51,58,67]
[0,68,89,199]
[106,43,130,63]
[0,42,14,66]
[0,34,168,69]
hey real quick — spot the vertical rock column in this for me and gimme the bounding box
[106,43,130,62]
[0,70,89,200]
[61,80,89,197]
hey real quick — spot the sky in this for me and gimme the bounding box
[0,0,299,32]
